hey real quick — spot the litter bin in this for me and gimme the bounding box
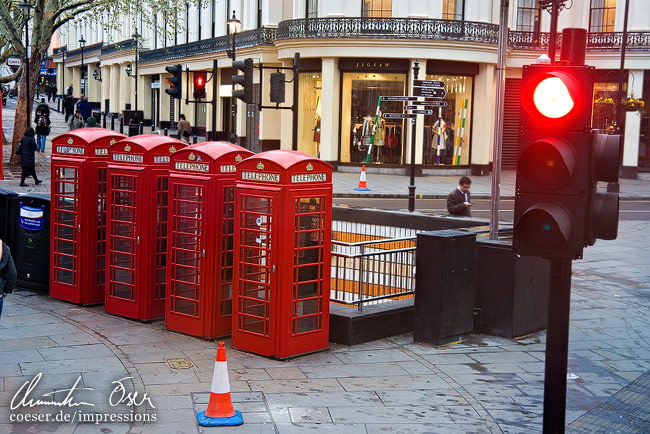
[92,111,101,123]
[0,188,18,252]
[128,121,139,137]
[15,194,50,291]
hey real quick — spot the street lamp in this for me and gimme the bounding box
[79,36,86,95]
[131,32,140,121]
[18,1,34,123]
[93,69,102,81]
[227,10,241,143]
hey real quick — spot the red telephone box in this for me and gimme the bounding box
[50,128,126,304]
[232,150,332,358]
[166,142,254,338]
[105,135,186,320]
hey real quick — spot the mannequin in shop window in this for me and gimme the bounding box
[432,117,447,164]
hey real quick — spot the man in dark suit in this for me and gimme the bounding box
[447,176,472,217]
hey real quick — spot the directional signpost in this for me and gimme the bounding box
[382,113,416,119]
[379,64,448,212]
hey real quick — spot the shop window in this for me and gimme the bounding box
[341,72,406,164]
[589,0,616,33]
[516,0,540,32]
[442,0,464,21]
[362,0,392,18]
[298,72,322,157]
[306,0,318,18]
[593,81,623,133]
[422,74,473,166]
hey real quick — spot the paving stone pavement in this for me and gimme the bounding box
[0,219,647,433]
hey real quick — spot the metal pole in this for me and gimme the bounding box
[211,59,218,141]
[542,258,572,434]
[25,15,30,123]
[408,60,419,213]
[292,52,300,152]
[80,44,84,95]
[489,0,509,240]
[548,1,560,64]
[61,51,65,100]
[134,35,139,119]
[616,0,630,133]
[230,32,237,144]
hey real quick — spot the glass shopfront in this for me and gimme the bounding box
[297,72,322,157]
[340,70,408,164]
[422,74,473,166]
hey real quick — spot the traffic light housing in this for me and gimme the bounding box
[232,58,254,104]
[193,71,207,99]
[165,64,183,99]
[513,64,595,259]
[270,72,286,103]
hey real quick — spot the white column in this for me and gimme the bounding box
[101,66,110,113]
[109,64,120,114]
[470,63,496,169]
[320,58,340,162]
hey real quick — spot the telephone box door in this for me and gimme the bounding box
[106,170,140,318]
[233,190,278,356]
[51,163,84,301]
[167,180,207,335]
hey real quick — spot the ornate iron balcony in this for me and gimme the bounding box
[277,17,499,44]
[100,39,137,56]
[508,31,650,51]
[139,27,277,64]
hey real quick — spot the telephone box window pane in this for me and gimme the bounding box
[156,177,169,300]
[238,194,272,337]
[109,174,137,301]
[56,270,73,284]
[170,184,202,315]
[97,168,108,286]
[292,196,325,335]
[220,187,235,317]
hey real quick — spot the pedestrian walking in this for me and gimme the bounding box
[177,114,191,144]
[446,176,472,217]
[16,127,42,187]
[0,238,17,321]
[64,95,75,122]
[35,111,51,152]
[78,96,93,121]
[65,83,73,96]
[68,110,84,130]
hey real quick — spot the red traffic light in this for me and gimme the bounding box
[520,65,593,131]
[193,71,207,99]
[533,77,574,118]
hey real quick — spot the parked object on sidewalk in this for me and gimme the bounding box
[50,128,127,305]
[165,142,254,338]
[197,342,243,427]
[14,194,50,292]
[354,164,371,191]
[17,127,42,186]
[0,239,17,320]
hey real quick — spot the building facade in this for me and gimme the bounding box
[52,0,650,177]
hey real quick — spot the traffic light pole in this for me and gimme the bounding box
[542,258,572,434]
[408,60,419,213]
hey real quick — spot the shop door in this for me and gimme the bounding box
[235,191,277,354]
[168,181,205,333]
[51,164,82,300]
[106,171,140,318]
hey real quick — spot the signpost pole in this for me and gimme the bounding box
[408,60,419,212]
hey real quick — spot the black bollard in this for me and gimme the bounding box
[193,135,197,144]
[111,115,115,131]
[164,128,168,136]
[102,113,107,129]
[139,122,143,135]
[119,117,124,134]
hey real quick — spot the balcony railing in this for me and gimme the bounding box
[509,31,650,51]
[139,27,277,64]
[277,17,499,44]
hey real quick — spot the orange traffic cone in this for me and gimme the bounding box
[354,165,371,191]
[197,342,243,427]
